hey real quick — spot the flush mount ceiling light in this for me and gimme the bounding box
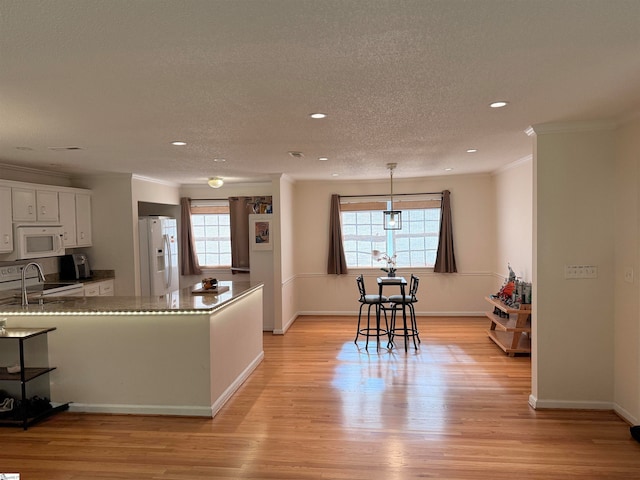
[489,101,509,108]
[309,113,327,119]
[208,177,224,188]
[171,141,187,146]
[383,163,402,230]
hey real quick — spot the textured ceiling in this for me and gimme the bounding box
[1,0,639,186]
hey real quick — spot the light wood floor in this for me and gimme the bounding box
[2,316,639,479]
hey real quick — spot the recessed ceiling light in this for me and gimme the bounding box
[318,157,329,161]
[466,149,477,153]
[331,173,339,177]
[171,141,187,146]
[288,151,304,158]
[213,158,226,162]
[310,113,327,119]
[489,101,508,108]
[444,168,453,171]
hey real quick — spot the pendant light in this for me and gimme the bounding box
[383,163,402,230]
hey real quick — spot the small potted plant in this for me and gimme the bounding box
[372,250,397,277]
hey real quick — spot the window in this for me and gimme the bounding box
[340,195,441,268]
[190,200,231,268]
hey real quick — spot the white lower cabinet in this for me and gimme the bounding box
[84,279,114,297]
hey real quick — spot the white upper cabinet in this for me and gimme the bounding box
[75,193,92,246]
[59,191,92,247]
[3,180,92,251]
[0,186,13,253]
[59,191,78,247]
[37,190,59,222]
[12,187,59,222]
[11,187,36,221]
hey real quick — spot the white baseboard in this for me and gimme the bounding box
[614,403,638,426]
[529,394,614,411]
[67,403,212,417]
[295,310,485,317]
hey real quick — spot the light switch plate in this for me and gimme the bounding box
[565,264,598,279]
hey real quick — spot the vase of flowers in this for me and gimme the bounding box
[372,250,397,277]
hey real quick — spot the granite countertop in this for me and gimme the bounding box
[0,281,262,315]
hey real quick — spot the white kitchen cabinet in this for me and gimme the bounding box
[0,186,13,253]
[37,190,59,222]
[58,191,77,247]
[75,193,92,246]
[84,279,114,297]
[11,187,36,221]
[12,187,59,222]
[59,191,92,247]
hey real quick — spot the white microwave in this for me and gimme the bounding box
[2,224,65,260]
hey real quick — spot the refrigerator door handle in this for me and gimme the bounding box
[164,234,171,289]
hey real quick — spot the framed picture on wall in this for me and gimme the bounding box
[251,215,272,251]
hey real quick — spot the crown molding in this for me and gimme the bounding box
[526,120,618,136]
[492,155,532,176]
[132,174,180,188]
[0,162,70,179]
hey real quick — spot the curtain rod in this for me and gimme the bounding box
[339,191,444,199]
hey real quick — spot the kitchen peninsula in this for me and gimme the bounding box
[0,281,264,418]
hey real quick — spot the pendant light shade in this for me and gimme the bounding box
[383,163,402,230]
[208,177,224,188]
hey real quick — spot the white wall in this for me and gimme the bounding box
[292,174,497,316]
[493,158,533,287]
[278,175,295,333]
[531,124,615,409]
[613,117,640,423]
[74,174,137,295]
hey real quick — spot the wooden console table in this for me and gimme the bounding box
[485,296,531,356]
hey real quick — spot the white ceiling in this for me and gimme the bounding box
[1,0,639,186]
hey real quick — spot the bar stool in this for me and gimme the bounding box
[354,275,389,350]
[387,274,420,351]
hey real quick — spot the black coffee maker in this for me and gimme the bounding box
[60,253,92,280]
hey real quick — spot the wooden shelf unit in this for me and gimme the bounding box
[485,296,531,356]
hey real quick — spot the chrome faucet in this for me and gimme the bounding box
[21,262,46,307]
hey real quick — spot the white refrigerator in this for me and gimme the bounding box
[139,216,179,296]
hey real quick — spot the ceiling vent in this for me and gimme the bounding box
[48,146,83,151]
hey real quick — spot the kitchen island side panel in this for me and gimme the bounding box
[210,286,264,416]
